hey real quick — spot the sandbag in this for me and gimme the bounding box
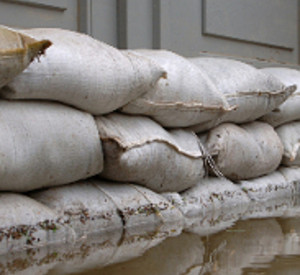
[29,181,123,238]
[96,113,205,192]
[30,180,183,239]
[279,166,300,194]
[276,121,300,166]
[189,58,295,132]
[200,121,283,180]
[120,49,230,127]
[0,28,165,115]
[0,100,103,192]
[239,171,295,202]
[0,25,51,89]
[260,67,300,127]
[0,193,75,255]
[164,177,250,236]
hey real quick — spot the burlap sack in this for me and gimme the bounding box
[96,113,205,192]
[121,49,230,127]
[189,58,295,132]
[0,193,75,255]
[276,121,300,166]
[200,121,283,180]
[0,100,103,192]
[260,67,300,127]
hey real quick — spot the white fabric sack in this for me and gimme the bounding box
[0,100,103,192]
[96,113,205,192]
[189,58,295,132]
[121,50,230,127]
[0,25,51,89]
[260,67,300,127]
[0,28,165,115]
[31,180,183,239]
[239,171,295,202]
[279,166,300,194]
[276,121,300,166]
[0,193,75,255]
[164,177,249,236]
[201,122,283,180]
[164,177,249,235]
[97,182,184,237]
[29,181,123,238]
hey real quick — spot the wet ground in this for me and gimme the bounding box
[2,195,300,275]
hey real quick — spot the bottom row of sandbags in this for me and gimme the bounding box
[1,166,300,257]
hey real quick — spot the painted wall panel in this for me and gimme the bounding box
[154,0,299,64]
[90,0,117,46]
[118,0,153,49]
[203,0,297,49]
[0,0,77,30]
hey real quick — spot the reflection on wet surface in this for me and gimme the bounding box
[2,196,300,274]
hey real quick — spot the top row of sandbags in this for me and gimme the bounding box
[0,26,296,132]
[0,26,165,115]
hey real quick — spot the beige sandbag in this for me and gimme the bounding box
[239,171,295,202]
[121,49,230,127]
[201,121,283,180]
[279,166,300,194]
[0,28,165,115]
[96,113,205,192]
[0,100,103,192]
[0,193,75,255]
[189,58,295,132]
[164,177,249,236]
[0,25,51,89]
[260,67,300,127]
[276,121,300,166]
[29,181,123,238]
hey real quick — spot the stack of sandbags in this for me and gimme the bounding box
[1,23,300,256]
